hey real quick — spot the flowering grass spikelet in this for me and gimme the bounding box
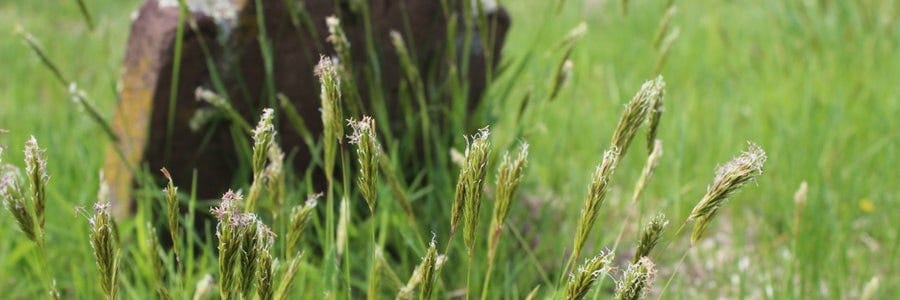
[689,143,766,244]
[572,147,620,260]
[634,213,668,263]
[349,116,380,213]
[89,183,118,300]
[2,166,38,243]
[457,128,492,254]
[564,250,614,300]
[614,257,656,300]
[611,77,663,158]
[488,142,529,259]
[24,136,48,232]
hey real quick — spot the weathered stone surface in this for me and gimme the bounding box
[103,0,510,218]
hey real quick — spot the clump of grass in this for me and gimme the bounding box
[688,143,767,244]
[563,250,614,300]
[89,183,119,300]
[614,257,656,300]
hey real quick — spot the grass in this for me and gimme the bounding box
[1,0,898,299]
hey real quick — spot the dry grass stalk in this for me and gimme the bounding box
[614,257,656,300]
[160,167,180,262]
[90,183,119,300]
[24,136,48,233]
[633,213,668,263]
[689,143,766,244]
[611,77,664,158]
[349,116,381,214]
[488,142,529,260]
[563,250,614,300]
[572,147,620,261]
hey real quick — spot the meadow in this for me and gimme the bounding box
[1,0,897,299]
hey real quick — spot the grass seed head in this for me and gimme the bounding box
[419,238,439,300]
[274,252,304,300]
[572,147,620,259]
[89,183,118,299]
[564,250,614,300]
[645,77,666,152]
[349,116,381,214]
[611,77,664,158]
[265,144,286,208]
[450,128,492,237]
[458,127,492,254]
[634,213,668,263]
[212,190,253,299]
[256,223,276,300]
[317,56,343,182]
[488,142,529,258]
[287,194,319,255]
[160,168,180,259]
[1,166,38,244]
[689,142,766,244]
[24,136,48,232]
[614,257,657,300]
[251,108,276,176]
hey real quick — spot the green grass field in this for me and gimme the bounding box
[1,0,897,299]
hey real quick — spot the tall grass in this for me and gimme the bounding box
[1,0,898,299]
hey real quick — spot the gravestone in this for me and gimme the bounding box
[102,0,510,217]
